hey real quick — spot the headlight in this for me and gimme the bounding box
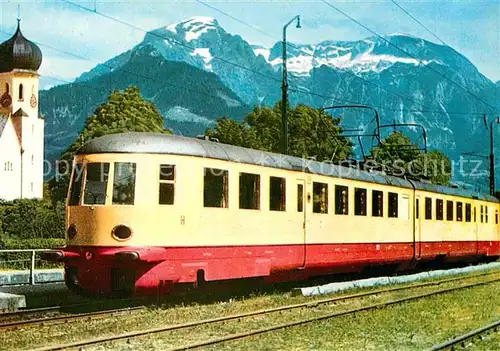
[112,225,132,240]
[67,224,77,240]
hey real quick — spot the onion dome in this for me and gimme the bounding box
[0,20,42,73]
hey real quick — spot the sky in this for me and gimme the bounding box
[0,0,498,89]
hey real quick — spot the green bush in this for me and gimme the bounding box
[0,199,65,239]
[0,238,65,249]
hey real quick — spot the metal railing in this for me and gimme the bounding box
[0,249,63,285]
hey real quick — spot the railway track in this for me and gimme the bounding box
[2,270,496,332]
[28,272,500,351]
[0,297,151,330]
[428,319,500,351]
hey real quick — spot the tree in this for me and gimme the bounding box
[48,86,171,203]
[411,150,452,186]
[370,131,421,166]
[369,131,451,185]
[206,103,352,162]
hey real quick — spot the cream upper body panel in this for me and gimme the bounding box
[66,150,499,248]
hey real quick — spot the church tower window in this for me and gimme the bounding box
[19,83,23,101]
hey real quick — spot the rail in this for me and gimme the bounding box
[0,249,62,285]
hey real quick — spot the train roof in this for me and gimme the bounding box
[78,132,499,203]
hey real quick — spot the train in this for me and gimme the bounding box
[43,132,500,296]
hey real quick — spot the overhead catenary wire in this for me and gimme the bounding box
[320,0,500,114]
[193,0,492,117]
[2,3,490,118]
[389,0,446,45]
[60,0,281,84]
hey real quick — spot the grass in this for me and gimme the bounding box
[1,270,499,350]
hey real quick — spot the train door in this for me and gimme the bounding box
[473,205,479,255]
[297,179,307,268]
[415,195,422,258]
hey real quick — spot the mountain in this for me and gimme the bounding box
[40,17,500,188]
[40,42,250,164]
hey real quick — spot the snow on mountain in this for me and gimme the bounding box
[165,17,219,42]
[44,17,500,188]
[190,48,213,70]
[265,37,442,76]
[252,45,271,61]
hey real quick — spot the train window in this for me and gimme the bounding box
[415,199,419,219]
[159,164,175,205]
[83,163,110,205]
[485,206,489,223]
[313,182,328,214]
[480,205,484,223]
[239,173,260,210]
[204,168,228,208]
[425,197,432,220]
[456,202,463,222]
[447,201,454,221]
[496,209,498,224]
[297,184,304,212]
[269,177,286,211]
[465,204,472,222]
[68,163,83,206]
[354,188,367,216]
[372,190,383,217]
[112,163,136,205]
[473,206,476,222]
[335,185,348,215]
[436,199,444,220]
[388,192,398,218]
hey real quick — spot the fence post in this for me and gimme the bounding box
[30,250,36,285]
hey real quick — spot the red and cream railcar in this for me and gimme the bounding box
[44,133,500,296]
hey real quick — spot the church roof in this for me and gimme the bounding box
[0,115,9,137]
[0,20,42,73]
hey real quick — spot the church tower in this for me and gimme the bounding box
[0,19,44,200]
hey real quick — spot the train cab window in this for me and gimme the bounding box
[204,168,228,208]
[485,206,489,223]
[354,188,367,216]
[425,197,432,220]
[269,177,286,211]
[335,185,348,215]
[480,205,484,223]
[159,165,175,205]
[239,173,260,210]
[297,184,304,212]
[372,190,383,217]
[83,163,110,205]
[68,163,84,206]
[456,202,463,222]
[465,204,472,222]
[415,199,419,219]
[313,182,328,214]
[112,162,136,205]
[496,209,498,224]
[436,199,444,220]
[388,192,398,218]
[447,201,454,221]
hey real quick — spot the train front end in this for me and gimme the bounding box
[43,151,172,297]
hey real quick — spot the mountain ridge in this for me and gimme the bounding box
[40,16,500,189]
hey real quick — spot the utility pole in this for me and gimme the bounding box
[281,15,301,155]
[490,117,500,195]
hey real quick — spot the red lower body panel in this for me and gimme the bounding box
[58,241,499,296]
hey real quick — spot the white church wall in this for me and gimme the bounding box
[0,118,21,201]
